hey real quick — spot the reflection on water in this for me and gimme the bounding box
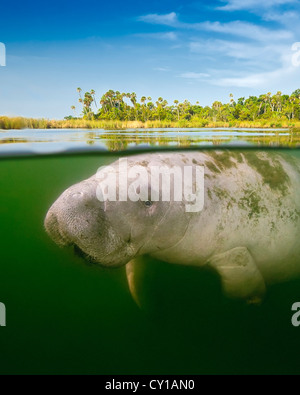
[0,128,298,153]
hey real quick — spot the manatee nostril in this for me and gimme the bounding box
[72,192,84,199]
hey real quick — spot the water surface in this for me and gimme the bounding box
[0,128,297,154]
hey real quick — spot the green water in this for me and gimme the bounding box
[1,151,300,375]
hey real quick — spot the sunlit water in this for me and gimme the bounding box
[0,129,300,374]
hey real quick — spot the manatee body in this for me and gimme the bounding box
[45,151,300,303]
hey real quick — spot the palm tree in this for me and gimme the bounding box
[174,100,180,120]
[212,101,222,121]
[140,96,147,121]
[78,98,83,116]
[275,91,282,112]
[130,92,137,107]
[155,97,164,121]
[90,89,97,109]
[71,106,76,117]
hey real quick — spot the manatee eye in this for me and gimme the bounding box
[144,200,153,208]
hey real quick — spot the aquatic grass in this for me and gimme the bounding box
[1,116,300,131]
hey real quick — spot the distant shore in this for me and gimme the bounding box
[1,116,300,131]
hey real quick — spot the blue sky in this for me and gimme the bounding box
[0,0,300,119]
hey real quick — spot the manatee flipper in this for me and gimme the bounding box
[126,258,144,308]
[206,247,266,303]
[126,256,163,308]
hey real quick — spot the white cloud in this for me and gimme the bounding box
[162,32,177,40]
[189,39,289,68]
[154,67,171,72]
[190,38,298,88]
[137,12,178,26]
[138,12,293,42]
[190,40,257,59]
[212,64,297,88]
[197,21,293,42]
[180,72,210,79]
[214,73,267,87]
[216,1,300,35]
[263,10,298,21]
[217,0,297,11]
[136,5,299,94]
[135,32,178,41]
[262,9,300,34]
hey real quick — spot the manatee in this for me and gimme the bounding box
[45,151,300,304]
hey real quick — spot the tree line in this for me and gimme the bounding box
[68,88,300,125]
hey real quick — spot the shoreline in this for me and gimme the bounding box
[0,117,300,131]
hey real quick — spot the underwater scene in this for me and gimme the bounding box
[3,0,300,377]
[1,129,300,374]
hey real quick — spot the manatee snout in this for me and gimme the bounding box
[45,178,136,267]
[44,210,68,247]
[45,181,103,253]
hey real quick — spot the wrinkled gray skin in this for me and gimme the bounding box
[45,151,300,304]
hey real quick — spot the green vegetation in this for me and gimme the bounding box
[238,189,267,220]
[3,116,300,130]
[2,88,300,130]
[66,88,300,128]
[245,152,290,194]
